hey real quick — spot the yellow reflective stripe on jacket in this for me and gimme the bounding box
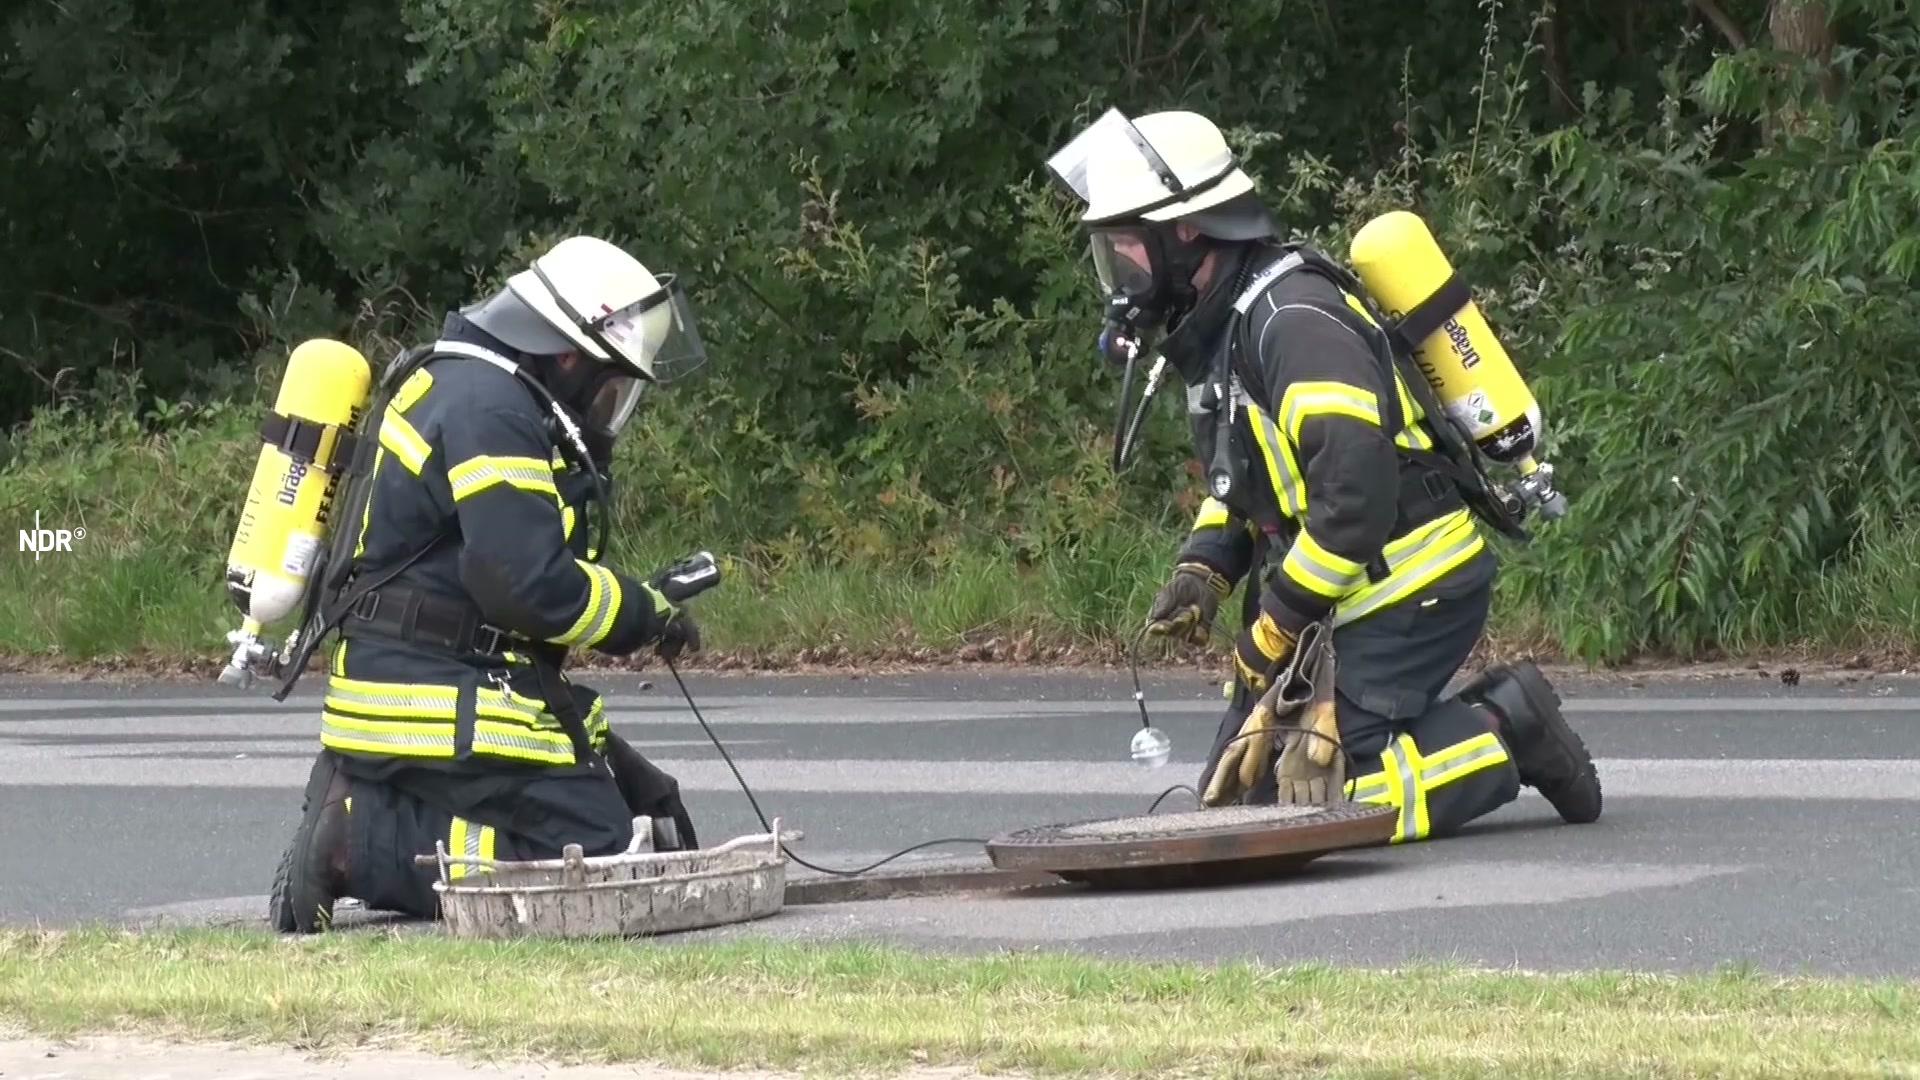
[323,714,576,765]
[585,695,610,749]
[378,407,432,475]
[325,678,458,718]
[321,712,456,758]
[473,719,575,764]
[551,562,620,647]
[562,504,577,541]
[1333,509,1485,627]
[392,368,434,412]
[1282,529,1369,600]
[1192,496,1232,530]
[326,676,561,731]
[449,455,561,503]
[1246,402,1307,518]
[352,446,386,559]
[1279,380,1381,444]
[1335,291,1432,451]
[1391,377,1434,451]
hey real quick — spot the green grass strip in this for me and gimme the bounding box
[0,929,1914,1078]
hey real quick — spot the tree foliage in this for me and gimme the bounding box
[3,0,1916,660]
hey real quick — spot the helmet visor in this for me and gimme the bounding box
[1045,108,1180,206]
[1089,229,1159,299]
[592,275,710,384]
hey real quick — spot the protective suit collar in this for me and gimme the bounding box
[437,313,532,365]
[1155,242,1253,386]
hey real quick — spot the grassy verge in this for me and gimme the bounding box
[1,929,1914,1079]
[4,403,1918,673]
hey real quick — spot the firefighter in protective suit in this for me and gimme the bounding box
[269,236,711,933]
[1045,109,1602,841]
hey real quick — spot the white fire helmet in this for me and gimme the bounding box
[491,236,709,438]
[1046,108,1255,229]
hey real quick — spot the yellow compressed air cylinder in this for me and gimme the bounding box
[224,339,373,636]
[1348,211,1542,468]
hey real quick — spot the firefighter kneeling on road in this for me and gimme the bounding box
[270,236,711,933]
[1044,109,1602,842]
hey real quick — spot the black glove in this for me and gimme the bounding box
[654,605,701,662]
[602,731,699,850]
[1145,561,1233,645]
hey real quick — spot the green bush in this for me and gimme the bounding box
[5,0,1918,665]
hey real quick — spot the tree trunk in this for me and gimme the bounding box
[1688,0,1750,50]
[1541,1,1577,119]
[1768,0,1838,100]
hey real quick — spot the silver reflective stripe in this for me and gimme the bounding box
[433,339,521,376]
[1350,772,1392,800]
[578,565,618,645]
[1248,406,1305,516]
[474,727,573,759]
[450,458,557,500]
[1285,549,1359,595]
[321,717,454,751]
[1334,522,1483,627]
[326,684,454,714]
[476,690,548,726]
[1233,253,1306,313]
[464,821,482,861]
[1279,383,1381,441]
[1423,738,1510,789]
[1390,741,1421,842]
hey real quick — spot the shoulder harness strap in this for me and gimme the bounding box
[1228,245,1531,547]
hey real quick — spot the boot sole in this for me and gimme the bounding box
[268,752,345,933]
[1508,663,1603,825]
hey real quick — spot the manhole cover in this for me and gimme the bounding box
[985,803,1396,889]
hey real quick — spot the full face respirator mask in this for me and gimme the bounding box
[1087,222,1214,473]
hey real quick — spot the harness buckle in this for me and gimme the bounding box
[348,590,382,622]
[473,624,510,657]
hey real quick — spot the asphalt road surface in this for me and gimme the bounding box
[2,666,1916,976]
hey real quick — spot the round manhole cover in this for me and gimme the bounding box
[985,802,1395,888]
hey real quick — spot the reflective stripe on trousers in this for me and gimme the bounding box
[1347,731,1511,843]
[448,815,498,881]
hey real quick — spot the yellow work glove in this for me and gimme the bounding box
[1202,698,1280,806]
[1274,696,1346,803]
[1232,609,1298,694]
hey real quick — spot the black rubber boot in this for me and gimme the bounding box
[269,751,353,933]
[1458,661,1602,825]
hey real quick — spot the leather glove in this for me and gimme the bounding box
[1145,562,1233,645]
[1203,696,1280,806]
[1274,698,1346,804]
[1233,609,1298,694]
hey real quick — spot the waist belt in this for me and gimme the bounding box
[341,582,518,657]
[1395,451,1466,528]
[1365,454,1467,583]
